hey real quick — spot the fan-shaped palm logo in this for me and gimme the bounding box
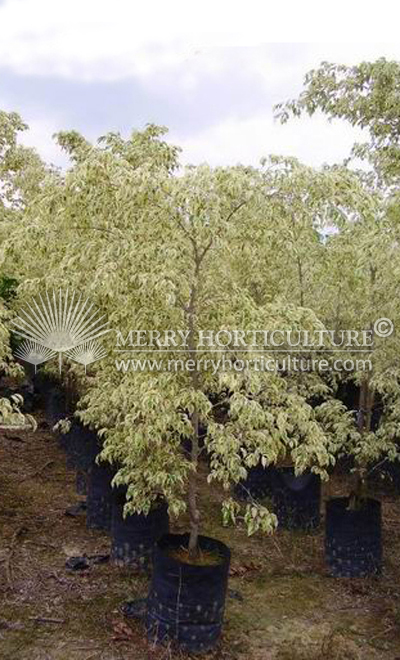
[12,289,110,373]
[14,339,57,374]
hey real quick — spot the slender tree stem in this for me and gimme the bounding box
[182,201,244,557]
[187,277,200,558]
[353,265,377,504]
[188,407,200,557]
[185,235,211,559]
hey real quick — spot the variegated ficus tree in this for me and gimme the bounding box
[0,111,42,430]
[276,58,400,499]
[4,117,380,552]
[303,187,400,500]
[225,155,386,504]
[0,59,398,541]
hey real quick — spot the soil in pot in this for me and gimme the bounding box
[270,467,321,531]
[325,497,382,578]
[146,533,230,654]
[111,489,169,568]
[86,462,114,531]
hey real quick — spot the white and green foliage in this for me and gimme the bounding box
[0,392,36,431]
[225,157,375,487]
[0,296,36,429]
[275,58,400,185]
[0,111,44,430]
[0,299,18,376]
[0,110,47,246]
[322,206,400,473]
[76,163,293,547]
[276,60,400,485]
[4,98,399,541]
[3,120,370,547]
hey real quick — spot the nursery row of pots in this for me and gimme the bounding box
[235,465,382,578]
[37,375,230,653]
[36,375,384,653]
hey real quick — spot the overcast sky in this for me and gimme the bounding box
[0,0,400,169]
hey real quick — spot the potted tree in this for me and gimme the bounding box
[0,110,47,422]
[3,123,182,559]
[318,209,400,576]
[232,156,371,531]
[75,163,359,650]
[276,62,400,575]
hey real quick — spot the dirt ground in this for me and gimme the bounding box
[1,415,400,660]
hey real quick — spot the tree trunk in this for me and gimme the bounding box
[357,379,367,434]
[187,258,201,559]
[180,232,213,559]
[188,408,200,558]
[353,378,375,505]
[352,267,377,508]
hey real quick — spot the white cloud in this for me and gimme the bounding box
[2,2,400,171]
[172,113,366,168]
[17,111,365,173]
[0,0,187,79]
[18,117,69,169]
[0,0,400,82]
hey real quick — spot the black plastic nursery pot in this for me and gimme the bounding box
[111,490,169,568]
[76,470,88,496]
[325,497,382,578]
[147,533,231,654]
[234,463,273,501]
[270,467,321,531]
[44,383,67,427]
[63,421,100,471]
[86,462,115,531]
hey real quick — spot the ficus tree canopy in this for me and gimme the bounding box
[3,56,400,543]
[2,124,377,547]
[275,58,400,184]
